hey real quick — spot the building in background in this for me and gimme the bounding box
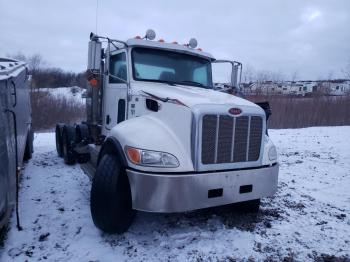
[240,80,349,96]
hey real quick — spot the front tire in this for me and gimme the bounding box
[62,125,76,165]
[90,154,135,234]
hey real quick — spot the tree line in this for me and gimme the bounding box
[7,53,88,89]
[7,52,350,89]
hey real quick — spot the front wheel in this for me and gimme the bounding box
[90,154,135,234]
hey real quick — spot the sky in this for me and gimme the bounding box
[1,0,350,80]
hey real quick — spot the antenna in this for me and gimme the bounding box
[95,0,99,34]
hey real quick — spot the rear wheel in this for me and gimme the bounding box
[75,124,90,164]
[55,123,65,157]
[90,154,135,234]
[75,124,90,144]
[62,125,76,165]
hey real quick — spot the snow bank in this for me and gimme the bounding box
[40,87,85,104]
[0,127,349,261]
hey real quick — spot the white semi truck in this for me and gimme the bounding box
[55,30,279,234]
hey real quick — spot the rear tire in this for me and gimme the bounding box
[90,154,135,234]
[55,123,65,157]
[62,125,76,165]
[75,124,90,164]
[23,128,34,161]
[75,124,90,144]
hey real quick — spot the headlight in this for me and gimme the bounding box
[268,146,277,161]
[125,146,179,168]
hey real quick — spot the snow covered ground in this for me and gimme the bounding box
[0,127,349,261]
[40,87,85,104]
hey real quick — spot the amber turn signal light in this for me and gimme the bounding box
[89,78,98,87]
[126,147,141,164]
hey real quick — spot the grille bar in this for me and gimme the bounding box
[214,116,219,163]
[248,116,263,161]
[201,114,263,165]
[217,115,233,163]
[201,115,217,164]
[245,116,251,162]
[230,117,236,162]
[233,116,249,162]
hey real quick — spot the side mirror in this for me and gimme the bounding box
[212,60,242,92]
[87,39,102,71]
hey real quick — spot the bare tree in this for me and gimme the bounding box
[327,71,334,81]
[291,70,299,82]
[7,52,27,62]
[343,59,350,79]
[6,52,46,74]
[270,71,285,82]
[27,54,46,74]
[242,64,255,83]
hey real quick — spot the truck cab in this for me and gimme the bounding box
[56,30,279,234]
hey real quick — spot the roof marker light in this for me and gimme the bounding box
[197,48,202,51]
[172,41,178,44]
[158,39,165,42]
[134,36,141,39]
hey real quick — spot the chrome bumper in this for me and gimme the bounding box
[126,163,279,213]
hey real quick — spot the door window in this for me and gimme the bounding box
[109,52,127,83]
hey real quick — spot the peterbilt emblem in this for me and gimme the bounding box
[228,108,242,115]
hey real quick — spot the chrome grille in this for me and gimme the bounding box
[201,115,263,164]
[201,115,217,164]
[233,116,249,162]
[217,116,234,163]
[248,116,263,161]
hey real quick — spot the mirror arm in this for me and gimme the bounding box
[108,74,128,84]
[212,60,242,91]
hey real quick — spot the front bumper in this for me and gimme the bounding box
[126,163,279,213]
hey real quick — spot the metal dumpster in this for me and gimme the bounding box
[0,58,33,229]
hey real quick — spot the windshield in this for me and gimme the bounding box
[131,47,212,88]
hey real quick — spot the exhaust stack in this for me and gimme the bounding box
[86,34,103,140]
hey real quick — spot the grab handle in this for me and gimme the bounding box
[11,81,17,107]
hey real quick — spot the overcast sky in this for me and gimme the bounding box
[1,0,350,80]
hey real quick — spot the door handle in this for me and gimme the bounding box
[11,81,17,107]
[106,115,111,125]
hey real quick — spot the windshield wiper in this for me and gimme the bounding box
[156,80,177,86]
[180,80,207,88]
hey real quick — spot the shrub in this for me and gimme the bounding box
[30,90,85,131]
[247,95,350,129]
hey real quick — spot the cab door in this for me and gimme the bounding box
[102,50,128,136]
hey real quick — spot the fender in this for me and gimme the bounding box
[108,110,195,173]
[97,137,128,167]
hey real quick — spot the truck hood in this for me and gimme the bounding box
[131,81,258,108]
